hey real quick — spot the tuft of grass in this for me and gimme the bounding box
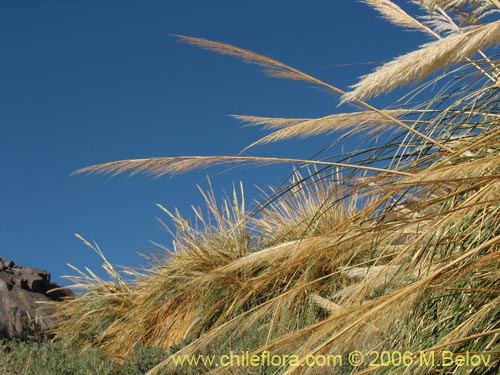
[53,1,500,374]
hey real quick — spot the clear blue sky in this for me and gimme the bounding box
[1,0,427,285]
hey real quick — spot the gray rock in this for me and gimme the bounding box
[0,257,73,340]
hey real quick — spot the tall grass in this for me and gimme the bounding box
[53,1,500,374]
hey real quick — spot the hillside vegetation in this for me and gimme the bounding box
[45,1,500,374]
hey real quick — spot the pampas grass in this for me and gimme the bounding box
[53,2,500,375]
[363,0,438,36]
[74,155,414,178]
[233,110,410,150]
[341,19,500,103]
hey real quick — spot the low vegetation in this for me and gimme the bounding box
[23,1,500,374]
[0,339,169,375]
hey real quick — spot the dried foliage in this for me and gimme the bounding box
[341,19,500,103]
[53,1,500,375]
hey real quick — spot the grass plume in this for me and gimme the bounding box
[53,2,500,375]
[342,19,500,103]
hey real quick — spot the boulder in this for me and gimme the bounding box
[0,257,72,340]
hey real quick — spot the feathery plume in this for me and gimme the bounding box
[419,0,498,14]
[363,0,438,37]
[233,110,408,150]
[174,35,345,96]
[176,34,453,152]
[342,19,500,102]
[74,155,413,177]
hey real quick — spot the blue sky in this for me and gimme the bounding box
[1,0,427,285]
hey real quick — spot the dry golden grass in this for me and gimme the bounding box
[341,20,500,103]
[233,110,411,151]
[363,0,438,36]
[52,2,500,374]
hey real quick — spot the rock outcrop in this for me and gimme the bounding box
[0,257,72,340]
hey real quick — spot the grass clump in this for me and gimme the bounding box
[51,1,500,374]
